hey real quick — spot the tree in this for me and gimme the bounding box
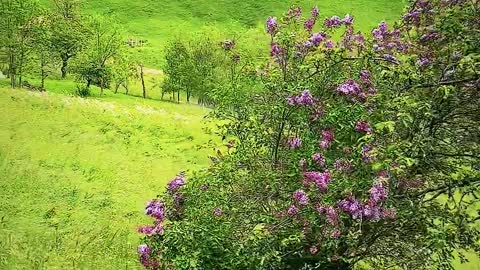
[73,16,122,94]
[111,50,137,94]
[50,0,86,79]
[138,1,479,269]
[0,0,40,88]
[31,10,55,90]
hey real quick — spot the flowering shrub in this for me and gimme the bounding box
[138,1,479,269]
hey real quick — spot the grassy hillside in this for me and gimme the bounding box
[40,0,408,67]
[0,87,216,269]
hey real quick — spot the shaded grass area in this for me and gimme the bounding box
[0,87,216,269]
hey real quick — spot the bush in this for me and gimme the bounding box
[138,1,479,269]
[74,84,91,97]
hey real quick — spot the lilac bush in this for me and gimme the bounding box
[138,1,479,269]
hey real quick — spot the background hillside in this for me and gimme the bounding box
[40,0,408,68]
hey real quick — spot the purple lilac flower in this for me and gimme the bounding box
[322,130,335,143]
[384,54,399,64]
[304,171,332,193]
[331,228,341,239]
[318,206,339,225]
[338,196,363,219]
[312,6,319,18]
[312,153,326,167]
[362,204,382,222]
[266,17,278,35]
[325,16,343,29]
[293,190,309,206]
[355,120,373,134]
[404,11,421,26]
[360,70,372,85]
[288,205,300,216]
[304,18,316,32]
[288,137,303,149]
[343,14,354,25]
[309,246,318,254]
[138,244,152,267]
[213,208,223,217]
[334,159,354,173]
[311,32,327,46]
[145,200,166,221]
[167,174,186,193]
[138,223,165,236]
[416,57,431,67]
[337,80,362,96]
[324,40,335,49]
[420,32,440,43]
[355,34,366,45]
[370,184,388,205]
[320,130,335,150]
[287,90,315,106]
[271,43,282,57]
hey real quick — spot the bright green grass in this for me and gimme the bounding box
[40,0,408,67]
[0,87,217,269]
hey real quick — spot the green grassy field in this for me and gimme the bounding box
[40,0,408,67]
[0,86,217,269]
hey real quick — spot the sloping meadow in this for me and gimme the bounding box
[0,88,216,269]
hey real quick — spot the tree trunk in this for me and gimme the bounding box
[61,55,69,79]
[9,53,16,88]
[40,57,46,90]
[187,91,191,103]
[140,65,146,99]
[177,90,180,103]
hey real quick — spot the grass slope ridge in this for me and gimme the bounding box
[0,88,214,269]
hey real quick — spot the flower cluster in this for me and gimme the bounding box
[304,18,316,32]
[271,43,286,64]
[287,90,315,106]
[139,200,166,236]
[372,22,407,58]
[137,244,158,269]
[355,120,373,134]
[320,130,335,149]
[338,184,395,222]
[213,208,223,217]
[312,6,319,18]
[266,17,278,36]
[304,171,332,193]
[310,32,327,47]
[324,16,343,29]
[288,137,303,149]
[293,190,309,206]
[312,153,326,167]
[167,173,186,193]
[334,159,354,173]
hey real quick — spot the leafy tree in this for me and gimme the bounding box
[0,0,40,88]
[73,16,123,94]
[138,1,479,269]
[50,0,87,79]
[111,50,137,94]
